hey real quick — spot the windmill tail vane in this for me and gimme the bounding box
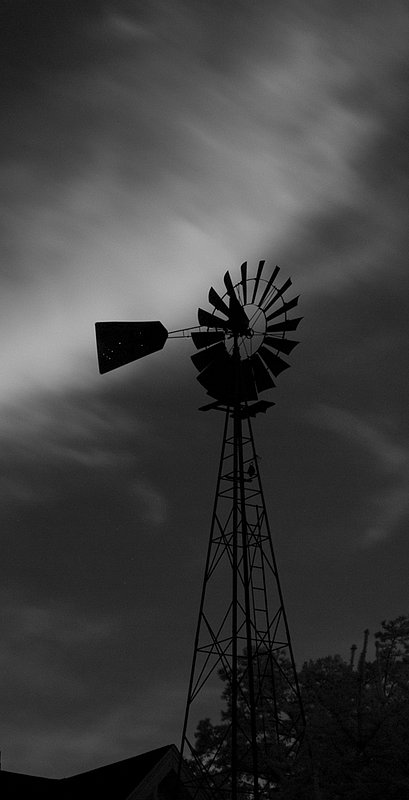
[95,261,309,800]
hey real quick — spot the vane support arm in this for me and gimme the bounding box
[167,326,202,339]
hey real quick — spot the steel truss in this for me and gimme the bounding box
[180,402,306,800]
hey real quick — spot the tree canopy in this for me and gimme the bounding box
[192,616,409,799]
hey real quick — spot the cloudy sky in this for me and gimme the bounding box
[0,0,408,780]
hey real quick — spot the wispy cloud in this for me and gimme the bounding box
[0,600,115,706]
[7,603,114,647]
[310,404,409,545]
[131,480,167,527]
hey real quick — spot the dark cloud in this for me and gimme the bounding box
[1,0,108,75]
[0,0,408,779]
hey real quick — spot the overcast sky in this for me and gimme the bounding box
[0,0,408,780]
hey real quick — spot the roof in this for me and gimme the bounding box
[0,744,191,799]
[0,769,56,798]
[60,743,177,798]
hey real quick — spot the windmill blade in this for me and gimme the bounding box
[197,352,235,401]
[198,356,257,403]
[223,270,236,301]
[258,266,280,307]
[191,331,225,350]
[240,262,248,304]
[221,270,250,333]
[191,341,226,373]
[208,286,230,317]
[95,321,168,374]
[229,293,249,334]
[251,353,276,393]
[266,295,299,321]
[266,317,302,333]
[259,345,290,376]
[239,358,258,401]
[198,308,229,329]
[251,260,265,303]
[264,337,299,355]
[263,277,292,313]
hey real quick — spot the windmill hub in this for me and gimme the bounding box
[225,303,266,359]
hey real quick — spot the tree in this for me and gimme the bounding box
[193,650,306,798]
[192,617,409,799]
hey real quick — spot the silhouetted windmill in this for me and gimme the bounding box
[95,261,306,800]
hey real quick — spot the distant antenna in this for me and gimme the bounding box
[95,261,306,799]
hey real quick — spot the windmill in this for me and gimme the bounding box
[95,261,306,800]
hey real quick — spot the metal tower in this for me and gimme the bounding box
[95,260,306,800]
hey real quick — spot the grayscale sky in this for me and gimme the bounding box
[0,0,408,779]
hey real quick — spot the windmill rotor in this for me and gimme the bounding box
[191,260,301,403]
